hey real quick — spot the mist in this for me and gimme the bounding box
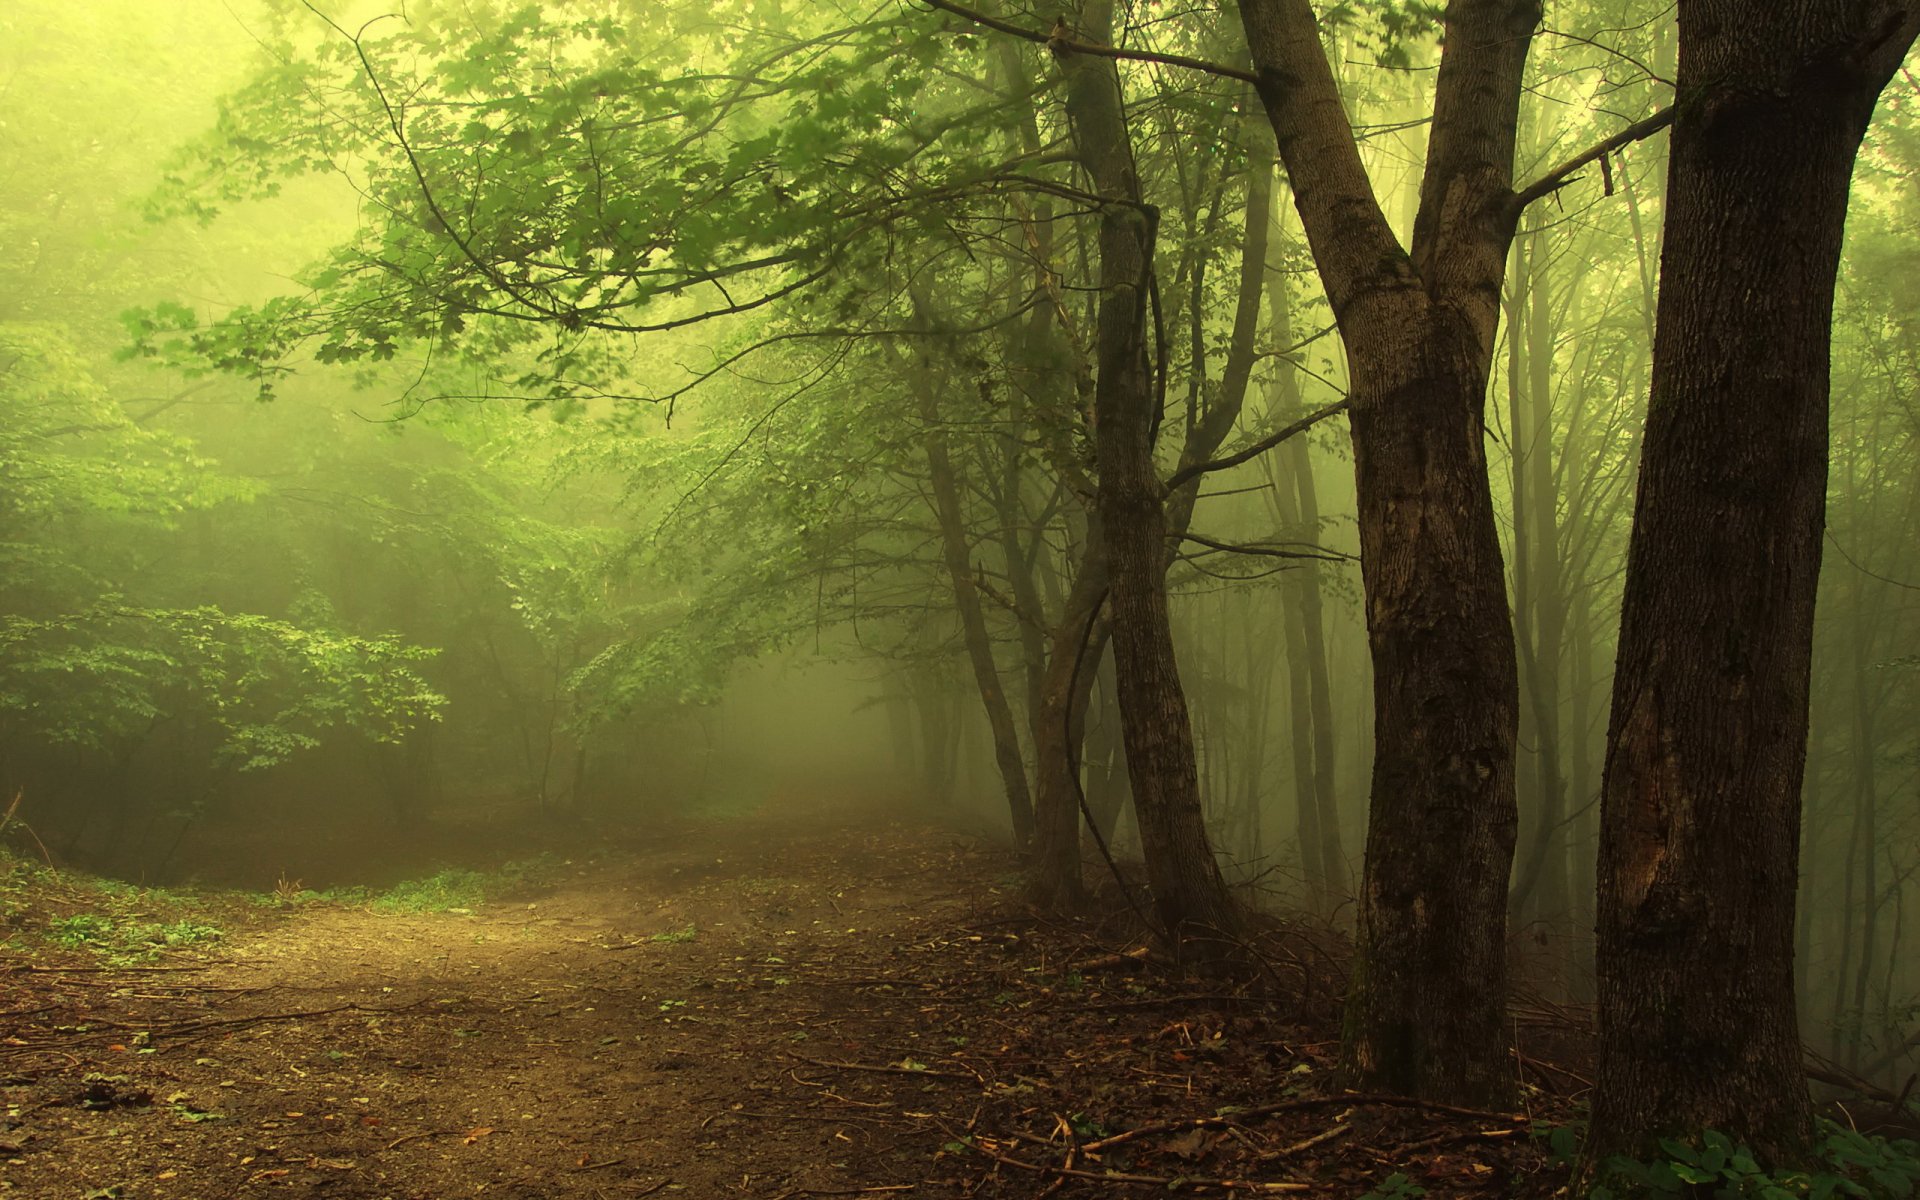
[3,1,1918,1196]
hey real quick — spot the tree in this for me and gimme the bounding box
[1588,0,1920,1163]
[1233,0,1538,1104]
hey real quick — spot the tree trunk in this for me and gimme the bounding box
[1062,0,1239,949]
[1505,215,1573,932]
[1027,539,1107,910]
[1588,0,1918,1164]
[1241,0,1537,1107]
[915,356,1037,845]
[1259,217,1347,910]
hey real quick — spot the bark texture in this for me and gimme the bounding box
[1061,0,1239,947]
[1589,0,1919,1163]
[1240,0,1536,1104]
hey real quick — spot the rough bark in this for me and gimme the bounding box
[1061,0,1239,948]
[1588,0,1920,1165]
[1240,0,1536,1105]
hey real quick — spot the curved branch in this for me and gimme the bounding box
[1162,398,1349,493]
[915,0,1258,85]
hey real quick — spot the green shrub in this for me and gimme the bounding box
[1579,1121,1920,1200]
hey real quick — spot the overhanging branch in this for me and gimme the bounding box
[1511,105,1676,211]
[916,0,1259,85]
[1163,398,1349,492]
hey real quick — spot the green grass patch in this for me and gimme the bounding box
[371,868,490,913]
[46,912,224,964]
[367,854,564,914]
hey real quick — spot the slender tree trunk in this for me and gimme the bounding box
[1084,651,1130,843]
[1027,541,1108,910]
[915,356,1037,844]
[1062,0,1239,948]
[1845,583,1886,1068]
[1506,216,1573,931]
[1259,216,1347,909]
[1588,0,1919,1164]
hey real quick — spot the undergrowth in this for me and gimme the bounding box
[1541,1119,1920,1199]
[1,848,227,965]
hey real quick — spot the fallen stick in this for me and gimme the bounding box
[975,1141,1309,1192]
[1082,1093,1524,1154]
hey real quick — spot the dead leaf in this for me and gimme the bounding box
[463,1126,495,1144]
[1164,1127,1219,1161]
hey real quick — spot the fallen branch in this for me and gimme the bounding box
[974,1140,1310,1192]
[1069,947,1154,973]
[786,1052,975,1081]
[1082,1093,1524,1154]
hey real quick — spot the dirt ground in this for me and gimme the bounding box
[1,801,1570,1199]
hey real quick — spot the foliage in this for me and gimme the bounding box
[0,604,444,770]
[45,912,224,964]
[1357,1172,1428,1200]
[370,867,492,913]
[1578,1123,1920,1200]
[369,855,561,913]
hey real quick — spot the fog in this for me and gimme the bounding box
[4,1,1919,1191]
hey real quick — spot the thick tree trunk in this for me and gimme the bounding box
[1588,0,1918,1164]
[1062,0,1239,948]
[1339,315,1522,1106]
[1240,0,1537,1106]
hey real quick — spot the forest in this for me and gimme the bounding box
[2,0,1919,1196]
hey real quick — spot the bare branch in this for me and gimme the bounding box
[1511,105,1676,212]
[1162,398,1349,492]
[1176,531,1353,562]
[915,0,1258,85]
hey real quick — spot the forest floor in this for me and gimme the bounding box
[0,799,1577,1199]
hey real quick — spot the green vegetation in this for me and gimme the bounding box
[368,869,492,914]
[28,886,225,966]
[367,855,563,914]
[1530,1120,1920,1200]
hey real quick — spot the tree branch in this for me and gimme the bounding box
[1162,398,1348,492]
[1176,531,1352,562]
[1511,105,1677,212]
[916,0,1258,85]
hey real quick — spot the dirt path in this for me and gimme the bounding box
[2,805,1560,1199]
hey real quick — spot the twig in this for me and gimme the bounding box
[1163,400,1351,492]
[1081,993,1258,1012]
[973,1141,1309,1191]
[915,0,1257,84]
[785,1053,974,1081]
[1082,1093,1524,1154]
[1269,1122,1350,1158]
[1391,1126,1522,1156]
[1512,105,1677,210]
